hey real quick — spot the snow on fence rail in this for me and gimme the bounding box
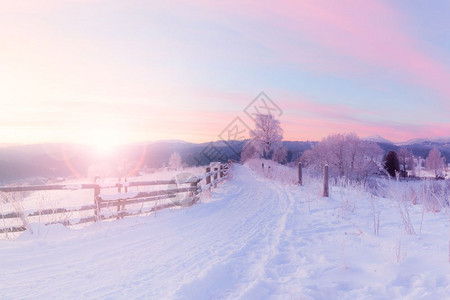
[0,162,230,234]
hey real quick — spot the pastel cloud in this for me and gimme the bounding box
[0,0,448,145]
[191,0,450,104]
[292,1,450,103]
[283,113,450,143]
[281,97,450,142]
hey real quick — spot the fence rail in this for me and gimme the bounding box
[0,162,230,234]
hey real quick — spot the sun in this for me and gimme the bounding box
[85,128,123,156]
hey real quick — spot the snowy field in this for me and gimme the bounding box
[0,163,449,299]
[0,165,208,233]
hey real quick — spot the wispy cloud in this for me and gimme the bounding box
[0,1,448,144]
[191,1,450,103]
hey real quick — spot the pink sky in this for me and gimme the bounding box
[0,0,449,145]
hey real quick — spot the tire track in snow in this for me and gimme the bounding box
[0,164,295,299]
[2,164,449,299]
[173,165,294,299]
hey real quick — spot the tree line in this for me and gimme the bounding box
[240,113,447,181]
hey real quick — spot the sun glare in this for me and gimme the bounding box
[85,128,123,156]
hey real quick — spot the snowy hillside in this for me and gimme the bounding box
[0,164,448,299]
[364,135,393,144]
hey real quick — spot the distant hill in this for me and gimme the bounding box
[364,135,393,144]
[0,140,316,184]
[399,137,450,145]
[362,136,450,161]
[1,137,448,185]
[398,141,450,162]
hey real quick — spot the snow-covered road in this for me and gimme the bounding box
[0,164,448,299]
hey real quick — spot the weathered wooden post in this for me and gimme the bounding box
[116,178,122,218]
[94,184,100,221]
[117,178,127,219]
[214,166,218,188]
[220,164,224,178]
[190,179,199,204]
[117,200,122,220]
[206,166,211,188]
[298,162,303,186]
[224,163,228,177]
[323,164,329,197]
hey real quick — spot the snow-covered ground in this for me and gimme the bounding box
[0,165,208,232]
[0,163,448,299]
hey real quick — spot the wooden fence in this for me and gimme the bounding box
[0,162,230,234]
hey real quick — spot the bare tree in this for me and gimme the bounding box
[250,114,285,161]
[425,148,445,177]
[354,141,384,180]
[398,148,413,177]
[240,141,259,162]
[168,152,182,171]
[299,149,315,166]
[407,156,416,176]
[300,133,383,181]
[273,146,288,163]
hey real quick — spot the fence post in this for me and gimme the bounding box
[206,166,211,188]
[117,200,121,220]
[220,164,224,178]
[124,177,128,193]
[115,177,127,219]
[94,184,100,221]
[323,164,329,197]
[190,180,199,204]
[116,178,121,219]
[214,167,218,188]
[298,162,302,186]
[225,163,230,177]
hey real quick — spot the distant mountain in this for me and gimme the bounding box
[362,136,450,162]
[2,136,449,185]
[399,137,450,145]
[364,135,393,144]
[395,139,450,161]
[0,140,316,184]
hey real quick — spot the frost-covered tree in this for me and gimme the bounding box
[384,150,400,177]
[168,152,182,171]
[426,148,445,177]
[407,156,416,176]
[250,114,285,160]
[353,141,385,180]
[272,146,288,163]
[299,148,315,167]
[240,141,259,162]
[398,147,413,177]
[300,133,383,181]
